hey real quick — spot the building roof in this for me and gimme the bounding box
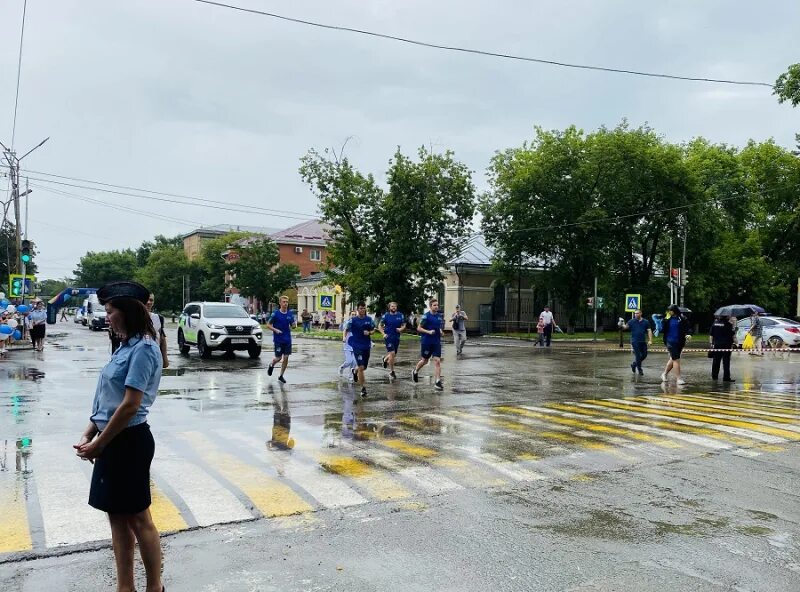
[182,224,280,239]
[269,219,330,246]
[447,235,547,269]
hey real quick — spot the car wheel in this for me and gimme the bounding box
[768,335,784,349]
[198,333,212,359]
[248,345,262,359]
[177,330,191,355]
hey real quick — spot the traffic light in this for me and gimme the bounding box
[587,297,594,308]
[20,240,32,264]
[10,277,23,297]
[681,268,689,286]
[597,297,605,309]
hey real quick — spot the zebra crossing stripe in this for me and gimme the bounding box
[148,483,188,533]
[177,431,313,518]
[30,440,111,548]
[0,474,32,553]
[637,396,800,426]
[664,394,800,416]
[586,399,793,442]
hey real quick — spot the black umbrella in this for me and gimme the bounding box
[714,305,758,318]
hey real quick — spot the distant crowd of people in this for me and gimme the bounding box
[0,298,48,356]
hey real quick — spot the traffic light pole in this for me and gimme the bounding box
[20,178,29,304]
[593,276,598,342]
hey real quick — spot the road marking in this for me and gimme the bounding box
[380,439,438,459]
[178,432,313,518]
[543,403,730,450]
[585,399,793,442]
[317,454,412,500]
[0,474,32,553]
[148,482,188,533]
[638,396,800,425]
[357,449,463,495]
[30,440,111,548]
[567,402,758,447]
[663,394,800,418]
[496,405,682,448]
[222,430,367,509]
[154,446,252,527]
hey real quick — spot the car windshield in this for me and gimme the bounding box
[204,305,250,319]
[773,318,800,326]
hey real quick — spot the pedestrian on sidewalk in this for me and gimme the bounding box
[709,315,736,382]
[266,295,296,384]
[661,304,691,385]
[747,311,764,356]
[450,304,468,356]
[301,308,313,333]
[60,306,68,322]
[146,293,169,369]
[625,309,652,375]
[536,316,546,346]
[73,281,166,592]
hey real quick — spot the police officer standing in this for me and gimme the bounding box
[709,315,736,382]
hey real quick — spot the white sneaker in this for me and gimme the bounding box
[677,378,686,385]
[660,373,667,382]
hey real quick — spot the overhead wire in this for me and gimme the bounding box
[192,0,773,88]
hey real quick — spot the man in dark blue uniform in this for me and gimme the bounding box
[266,295,296,383]
[347,301,376,397]
[624,309,652,375]
[412,298,444,391]
[379,301,406,379]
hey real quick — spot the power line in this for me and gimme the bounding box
[11,0,28,148]
[7,166,317,219]
[20,174,316,221]
[193,0,773,88]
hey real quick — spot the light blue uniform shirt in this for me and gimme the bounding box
[28,310,47,325]
[90,334,162,430]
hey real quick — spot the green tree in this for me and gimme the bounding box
[774,63,800,107]
[136,234,183,267]
[193,232,252,301]
[38,278,69,298]
[300,146,476,313]
[73,249,138,287]
[135,244,193,312]
[228,238,300,307]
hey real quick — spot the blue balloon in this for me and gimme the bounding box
[0,300,9,308]
[0,325,12,335]
[17,305,30,313]
[12,330,21,340]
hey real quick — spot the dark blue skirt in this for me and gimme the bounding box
[89,422,154,514]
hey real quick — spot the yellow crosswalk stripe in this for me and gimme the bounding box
[638,396,800,425]
[381,439,438,458]
[494,406,682,448]
[179,432,313,518]
[0,476,32,553]
[545,402,757,447]
[669,394,800,416]
[318,455,411,500]
[149,482,188,533]
[586,399,800,440]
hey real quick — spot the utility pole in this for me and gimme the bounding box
[680,226,688,308]
[593,276,598,342]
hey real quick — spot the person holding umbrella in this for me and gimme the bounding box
[747,310,764,356]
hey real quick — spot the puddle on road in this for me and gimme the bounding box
[534,509,644,541]
[5,367,46,381]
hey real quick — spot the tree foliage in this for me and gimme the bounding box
[300,146,476,313]
[73,249,138,288]
[135,244,192,312]
[228,237,300,307]
[193,232,252,301]
[774,63,800,108]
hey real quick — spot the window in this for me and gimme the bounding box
[294,246,303,254]
[310,249,322,262]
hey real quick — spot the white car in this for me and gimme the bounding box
[736,316,800,349]
[177,302,263,359]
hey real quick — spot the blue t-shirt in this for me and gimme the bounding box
[420,312,443,346]
[381,312,405,341]
[268,309,295,344]
[666,317,681,343]
[627,318,650,343]
[90,335,162,430]
[347,315,375,351]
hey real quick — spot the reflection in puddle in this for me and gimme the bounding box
[5,367,46,381]
[268,383,294,450]
[0,438,32,473]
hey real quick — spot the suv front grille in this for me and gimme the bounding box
[225,325,253,335]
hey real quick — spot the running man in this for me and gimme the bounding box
[266,295,296,383]
[347,302,376,397]
[412,298,444,390]
[379,301,406,378]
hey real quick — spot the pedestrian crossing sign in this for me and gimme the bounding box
[624,294,641,312]
[318,294,334,310]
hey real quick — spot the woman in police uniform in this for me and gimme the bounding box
[73,281,166,592]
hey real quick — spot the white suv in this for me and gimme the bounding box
[178,302,263,359]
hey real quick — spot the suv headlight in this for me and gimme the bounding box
[208,324,225,330]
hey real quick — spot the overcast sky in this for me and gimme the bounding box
[1,0,798,280]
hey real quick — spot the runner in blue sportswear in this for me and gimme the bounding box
[265,295,296,383]
[379,301,406,379]
[347,301,376,397]
[412,298,444,390]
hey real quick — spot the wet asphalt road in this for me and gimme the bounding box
[2,321,800,591]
